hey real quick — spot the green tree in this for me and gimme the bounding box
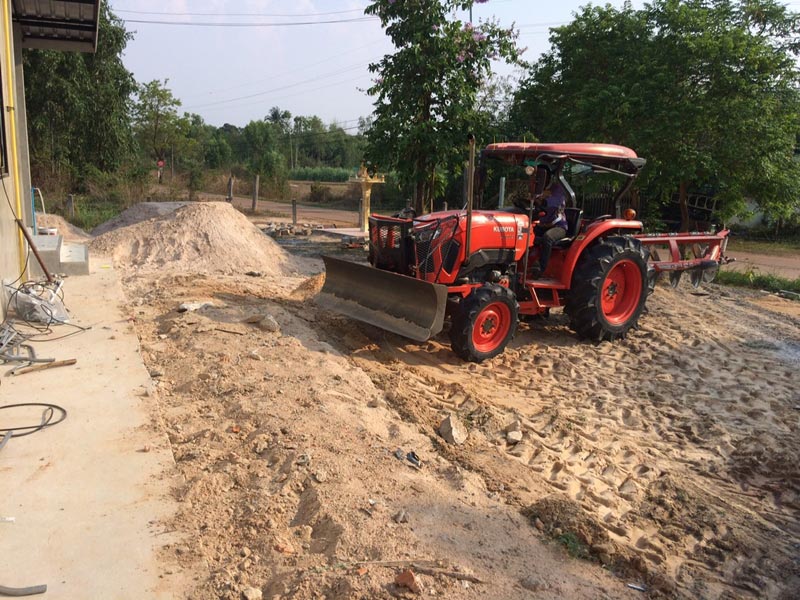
[133,79,183,166]
[242,119,287,193]
[514,0,800,228]
[364,0,520,213]
[23,5,136,182]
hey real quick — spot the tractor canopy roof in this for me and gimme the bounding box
[482,142,645,174]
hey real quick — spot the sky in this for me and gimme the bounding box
[108,0,648,128]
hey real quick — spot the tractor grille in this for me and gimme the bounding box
[413,216,459,278]
[368,216,414,275]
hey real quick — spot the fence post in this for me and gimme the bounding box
[292,199,297,226]
[66,194,75,219]
[226,175,234,202]
[251,174,260,213]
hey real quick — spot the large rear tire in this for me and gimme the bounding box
[565,236,649,342]
[450,284,519,362]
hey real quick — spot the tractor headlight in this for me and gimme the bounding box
[416,229,440,243]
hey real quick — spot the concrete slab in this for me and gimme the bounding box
[28,234,61,279]
[0,257,181,598]
[59,242,90,276]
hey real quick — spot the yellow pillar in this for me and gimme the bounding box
[360,181,373,233]
[2,0,27,275]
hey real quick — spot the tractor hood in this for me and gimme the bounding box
[414,210,529,259]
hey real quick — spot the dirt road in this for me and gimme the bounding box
[226,194,359,228]
[724,251,800,279]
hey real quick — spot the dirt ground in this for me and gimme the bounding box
[81,202,800,598]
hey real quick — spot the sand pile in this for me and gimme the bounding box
[36,214,91,243]
[91,202,301,275]
[91,202,189,236]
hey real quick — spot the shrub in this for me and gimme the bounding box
[290,166,353,182]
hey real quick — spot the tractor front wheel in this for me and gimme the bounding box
[450,284,519,362]
[565,236,649,341]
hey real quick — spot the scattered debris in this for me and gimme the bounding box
[178,301,214,313]
[313,470,328,483]
[394,448,405,460]
[243,314,281,333]
[395,569,424,594]
[627,583,647,592]
[437,413,468,445]
[245,271,263,278]
[394,510,410,524]
[259,315,280,333]
[506,430,523,444]
[213,327,245,336]
[9,358,77,377]
[241,586,263,600]
[406,451,422,469]
[520,575,551,592]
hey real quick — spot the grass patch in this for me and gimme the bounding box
[556,531,593,560]
[716,269,800,294]
[290,167,354,182]
[69,197,126,231]
[727,238,800,257]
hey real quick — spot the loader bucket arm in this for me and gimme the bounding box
[318,255,448,342]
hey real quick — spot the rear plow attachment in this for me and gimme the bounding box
[635,230,733,288]
[318,255,448,342]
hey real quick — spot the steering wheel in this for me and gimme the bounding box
[394,206,417,219]
[513,191,548,212]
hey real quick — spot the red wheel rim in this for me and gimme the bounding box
[601,259,643,325]
[472,301,511,353]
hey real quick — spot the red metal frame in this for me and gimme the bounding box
[633,230,730,272]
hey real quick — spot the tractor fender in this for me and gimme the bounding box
[558,219,643,286]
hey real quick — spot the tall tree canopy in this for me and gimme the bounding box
[364,0,520,213]
[133,79,183,164]
[24,5,136,180]
[514,0,800,227]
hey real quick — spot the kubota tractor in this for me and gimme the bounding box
[320,142,730,362]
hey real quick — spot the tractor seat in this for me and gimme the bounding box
[553,208,584,248]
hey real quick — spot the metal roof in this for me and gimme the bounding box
[13,0,100,53]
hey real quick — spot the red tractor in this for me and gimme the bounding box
[320,143,729,362]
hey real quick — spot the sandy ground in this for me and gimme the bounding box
[38,201,800,598]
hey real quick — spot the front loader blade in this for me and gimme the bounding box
[318,255,447,342]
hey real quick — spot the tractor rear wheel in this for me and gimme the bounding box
[450,284,519,362]
[565,236,649,342]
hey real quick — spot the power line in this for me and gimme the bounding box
[116,7,367,18]
[181,40,384,101]
[198,74,372,114]
[185,63,371,110]
[122,16,378,27]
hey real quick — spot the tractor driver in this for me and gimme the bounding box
[531,174,568,277]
